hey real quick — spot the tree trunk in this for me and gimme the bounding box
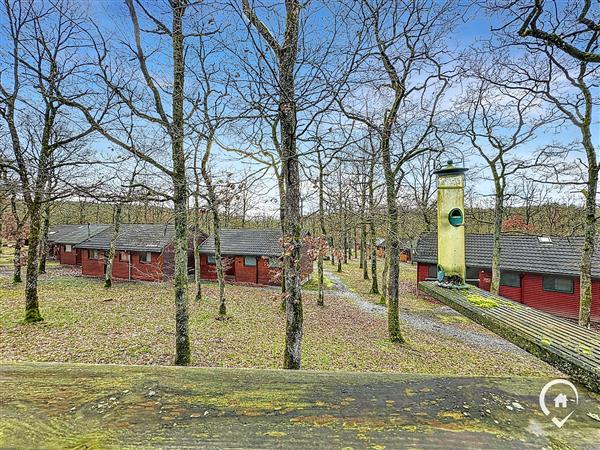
[193,220,202,302]
[579,165,597,327]
[278,175,286,303]
[172,1,190,365]
[13,238,22,283]
[279,2,302,371]
[380,250,388,305]
[38,203,51,274]
[362,223,369,280]
[381,123,404,343]
[104,203,122,288]
[368,161,379,294]
[201,134,226,316]
[577,76,598,328]
[317,160,325,307]
[490,187,503,295]
[211,203,226,317]
[193,151,202,302]
[24,202,43,322]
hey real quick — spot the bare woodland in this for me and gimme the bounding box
[0,0,598,369]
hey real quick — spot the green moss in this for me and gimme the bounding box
[302,275,333,291]
[577,344,592,356]
[23,308,43,323]
[464,293,498,309]
[540,337,552,347]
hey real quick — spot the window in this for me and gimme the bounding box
[543,276,574,294]
[119,252,129,262]
[89,249,99,260]
[207,255,215,264]
[538,236,553,244]
[140,252,152,264]
[244,256,257,267]
[427,264,438,279]
[65,244,72,253]
[500,272,520,288]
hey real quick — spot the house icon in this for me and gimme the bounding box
[554,393,568,408]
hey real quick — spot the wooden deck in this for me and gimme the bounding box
[419,281,600,393]
[1,362,600,448]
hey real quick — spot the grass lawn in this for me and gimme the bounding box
[332,256,438,313]
[0,268,557,377]
[0,245,59,270]
[0,246,15,267]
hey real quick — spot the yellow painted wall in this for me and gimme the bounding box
[437,176,466,282]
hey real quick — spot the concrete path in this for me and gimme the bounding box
[325,270,530,355]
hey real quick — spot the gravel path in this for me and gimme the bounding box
[325,270,529,355]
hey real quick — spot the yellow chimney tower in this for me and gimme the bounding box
[434,160,468,286]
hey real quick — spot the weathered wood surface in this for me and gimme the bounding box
[1,362,599,448]
[419,281,600,393]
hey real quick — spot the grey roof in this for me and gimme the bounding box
[75,224,177,252]
[47,224,110,245]
[199,228,283,257]
[414,233,600,278]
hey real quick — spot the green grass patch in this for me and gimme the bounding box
[0,272,558,378]
[464,292,499,309]
[302,274,333,291]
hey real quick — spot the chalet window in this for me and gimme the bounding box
[500,272,520,288]
[543,276,574,294]
[207,255,215,264]
[119,252,129,262]
[244,256,257,267]
[64,244,72,253]
[427,264,437,279]
[89,249,99,260]
[140,252,152,264]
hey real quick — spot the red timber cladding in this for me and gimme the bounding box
[478,270,600,322]
[199,254,280,286]
[81,249,164,282]
[58,245,79,265]
[128,251,163,282]
[111,252,131,280]
[81,249,105,277]
[234,256,280,286]
[417,263,429,282]
[199,254,217,281]
[234,256,259,284]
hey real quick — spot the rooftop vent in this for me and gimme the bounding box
[538,236,553,244]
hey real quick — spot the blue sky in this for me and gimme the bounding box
[2,1,596,215]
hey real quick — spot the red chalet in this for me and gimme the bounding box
[198,228,313,286]
[47,224,110,265]
[414,233,600,322]
[74,224,202,282]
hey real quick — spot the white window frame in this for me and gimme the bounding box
[119,251,129,262]
[244,256,257,267]
[89,249,99,260]
[207,254,215,264]
[140,251,152,264]
[64,244,72,253]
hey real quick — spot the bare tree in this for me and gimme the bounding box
[54,0,218,362]
[487,0,599,327]
[338,0,455,342]
[0,0,98,322]
[457,78,549,294]
[241,0,305,369]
